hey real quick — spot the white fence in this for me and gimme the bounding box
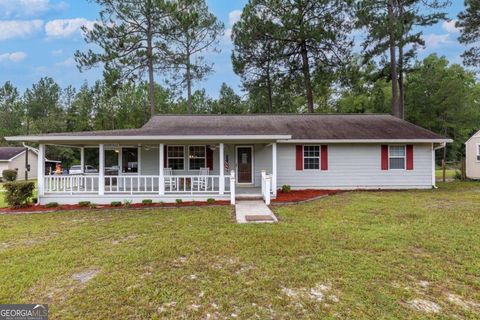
[261,170,272,205]
[44,175,99,194]
[44,174,234,197]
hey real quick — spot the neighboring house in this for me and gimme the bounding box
[0,147,60,181]
[465,130,480,179]
[5,114,451,205]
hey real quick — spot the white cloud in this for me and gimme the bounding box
[0,20,44,41]
[55,57,75,67]
[51,49,63,56]
[45,18,95,38]
[424,33,453,48]
[0,0,55,18]
[442,20,459,34]
[228,10,242,26]
[0,51,27,62]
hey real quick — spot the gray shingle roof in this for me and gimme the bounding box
[5,114,449,142]
[28,114,446,140]
[0,147,25,161]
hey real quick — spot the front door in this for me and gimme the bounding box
[237,146,253,183]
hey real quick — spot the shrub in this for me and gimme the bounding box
[2,169,17,182]
[90,203,98,209]
[282,185,291,193]
[3,181,35,208]
[123,200,132,207]
[206,198,215,204]
[111,201,122,207]
[159,201,164,206]
[142,199,153,205]
[78,201,91,207]
[175,199,183,204]
[454,170,463,181]
[45,202,59,208]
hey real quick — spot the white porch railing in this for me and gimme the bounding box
[261,170,272,205]
[44,174,234,197]
[44,175,99,194]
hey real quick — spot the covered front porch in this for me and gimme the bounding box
[36,141,278,205]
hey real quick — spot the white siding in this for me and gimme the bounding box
[276,143,433,189]
[466,135,480,179]
[0,150,38,180]
[136,143,433,189]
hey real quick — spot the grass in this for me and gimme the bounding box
[435,169,458,180]
[0,182,479,319]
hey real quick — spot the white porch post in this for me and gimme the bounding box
[80,147,85,174]
[432,143,436,188]
[219,143,225,195]
[37,144,45,197]
[159,143,164,195]
[230,170,235,205]
[99,144,105,196]
[272,142,277,196]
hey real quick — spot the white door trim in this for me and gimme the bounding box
[235,145,254,184]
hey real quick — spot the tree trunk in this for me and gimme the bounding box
[146,22,155,117]
[398,45,405,119]
[300,42,314,113]
[266,64,273,113]
[186,51,193,114]
[398,1,405,119]
[388,0,400,118]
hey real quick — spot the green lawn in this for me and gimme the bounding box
[0,182,479,319]
[435,169,458,180]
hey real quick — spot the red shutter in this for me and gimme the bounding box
[206,146,213,170]
[164,145,167,168]
[381,145,389,170]
[321,145,328,170]
[296,145,303,170]
[406,145,414,170]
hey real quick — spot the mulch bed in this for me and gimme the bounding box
[0,200,231,214]
[0,190,343,214]
[273,189,341,203]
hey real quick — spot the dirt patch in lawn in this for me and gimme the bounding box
[406,299,442,314]
[72,269,100,284]
[273,189,341,203]
[281,282,340,307]
[446,293,480,312]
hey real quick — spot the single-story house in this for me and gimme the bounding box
[0,146,60,181]
[465,130,480,179]
[5,114,451,205]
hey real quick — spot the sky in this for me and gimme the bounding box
[0,0,468,98]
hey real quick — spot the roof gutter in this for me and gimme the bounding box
[5,135,292,142]
[278,139,453,144]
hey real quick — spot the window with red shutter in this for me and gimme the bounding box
[295,145,303,170]
[381,145,389,170]
[406,145,414,170]
[321,145,328,170]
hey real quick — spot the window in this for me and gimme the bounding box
[303,146,320,170]
[122,148,138,173]
[167,146,185,170]
[477,144,480,161]
[189,145,206,170]
[389,145,406,169]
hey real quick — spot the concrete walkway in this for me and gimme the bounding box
[235,200,278,224]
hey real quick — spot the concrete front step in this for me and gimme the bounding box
[235,200,278,224]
